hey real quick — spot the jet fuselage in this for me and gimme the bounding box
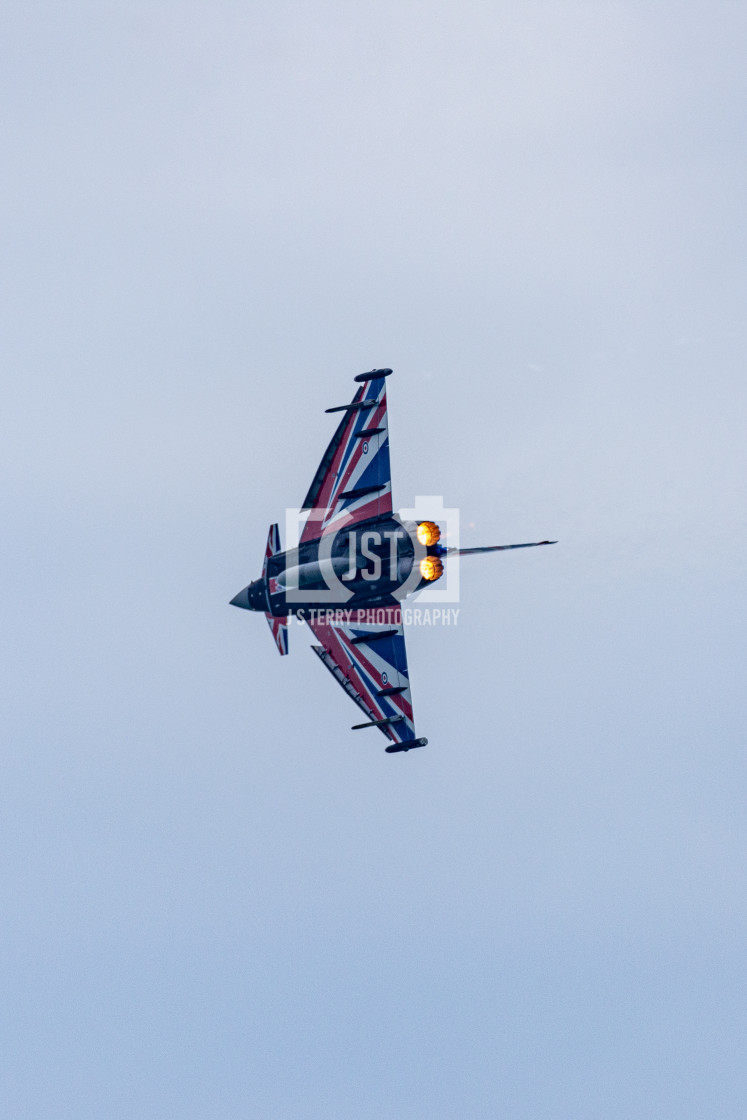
[232,514,437,617]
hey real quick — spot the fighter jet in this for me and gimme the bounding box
[230,368,554,753]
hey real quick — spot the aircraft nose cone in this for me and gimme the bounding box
[230,578,267,611]
[230,586,252,610]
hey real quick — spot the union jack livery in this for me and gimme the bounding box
[262,524,288,656]
[308,607,416,751]
[300,374,392,543]
[230,368,555,755]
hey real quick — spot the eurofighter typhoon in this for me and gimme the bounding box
[231,369,555,754]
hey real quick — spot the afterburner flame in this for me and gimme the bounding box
[419,556,444,581]
[416,521,441,546]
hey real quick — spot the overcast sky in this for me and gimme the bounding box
[2,3,746,1117]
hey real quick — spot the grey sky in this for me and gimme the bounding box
[2,3,746,1117]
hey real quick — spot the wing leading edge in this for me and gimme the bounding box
[300,372,392,544]
[307,608,427,753]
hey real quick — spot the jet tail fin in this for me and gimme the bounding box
[448,540,556,555]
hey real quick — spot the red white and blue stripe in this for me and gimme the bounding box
[300,376,392,544]
[307,607,417,745]
[262,523,288,655]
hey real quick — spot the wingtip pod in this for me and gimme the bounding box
[385,737,428,753]
[354,367,393,382]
